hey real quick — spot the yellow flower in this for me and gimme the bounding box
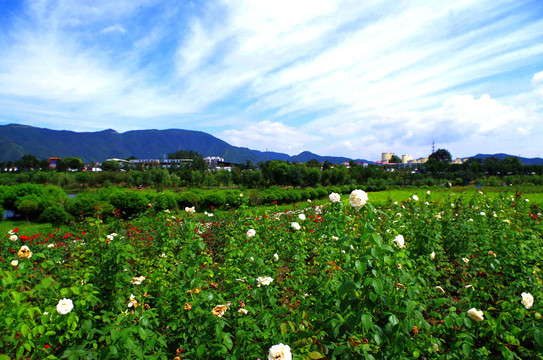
[184,302,192,311]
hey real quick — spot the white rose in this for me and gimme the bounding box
[298,214,306,221]
[56,298,74,315]
[329,192,341,203]
[238,308,248,315]
[268,343,292,360]
[273,253,279,262]
[412,195,419,201]
[246,229,256,238]
[185,206,195,214]
[256,276,274,287]
[467,308,484,322]
[349,189,368,210]
[291,222,301,231]
[430,251,436,260]
[9,234,18,241]
[462,258,470,264]
[11,260,18,266]
[521,292,534,309]
[392,235,405,249]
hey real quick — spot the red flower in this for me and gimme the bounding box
[13,227,19,233]
[44,344,51,349]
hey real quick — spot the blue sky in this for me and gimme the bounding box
[0,0,542,161]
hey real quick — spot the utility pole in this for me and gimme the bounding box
[432,140,435,154]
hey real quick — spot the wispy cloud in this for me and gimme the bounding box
[0,0,542,159]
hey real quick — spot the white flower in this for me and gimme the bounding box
[432,343,439,352]
[392,235,405,249]
[131,276,146,285]
[9,234,18,241]
[128,294,138,308]
[462,258,470,264]
[435,286,445,293]
[526,199,529,202]
[521,292,534,309]
[298,213,306,221]
[268,343,292,360]
[56,298,74,315]
[349,189,368,210]
[17,245,32,259]
[246,229,256,238]
[427,191,431,195]
[331,236,339,241]
[291,222,301,231]
[273,253,279,262]
[161,253,167,258]
[256,276,274,287]
[468,218,473,222]
[329,192,341,203]
[239,193,243,197]
[480,212,486,216]
[238,308,248,315]
[250,256,254,262]
[185,206,195,214]
[211,304,228,317]
[430,251,436,260]
[11,260,18,266]
[106,233,117,242]
[47,243,55,248]
[164,209,170,213]
[465,284,473,289]
[467,308,484,322]
[412,195,419,201]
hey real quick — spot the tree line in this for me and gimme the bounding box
[1,150,543,189]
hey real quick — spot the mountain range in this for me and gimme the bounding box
[0,124,361,164]
[1,124,542,165]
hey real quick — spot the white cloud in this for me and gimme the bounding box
[221,120,322,154]
[100,24,126,34]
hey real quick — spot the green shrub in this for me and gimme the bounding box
[39,205,71,225]
[108,190,149,218]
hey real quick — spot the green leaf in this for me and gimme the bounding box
[280,323,288,336]
[307,351,324,359]
[197,344,206,357]
[20,324,29,337]
[361,314,373,332]
[535,329,543,347]
[0,355,12,360]
[354,260,366,276]
[372,279,383,295]
[138,327,147,340]
[223,333,233,350]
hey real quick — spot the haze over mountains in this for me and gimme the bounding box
[1,124,542,165]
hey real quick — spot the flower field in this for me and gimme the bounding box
[1,189,543,359]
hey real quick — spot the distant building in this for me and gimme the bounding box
[381,152,394,162]
[49,157,61,169]
[401,154,413,163]
[450,157,469,164]
[408,157,428,164]
[203,156,224,167]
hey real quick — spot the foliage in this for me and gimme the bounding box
[1,188,542,359]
